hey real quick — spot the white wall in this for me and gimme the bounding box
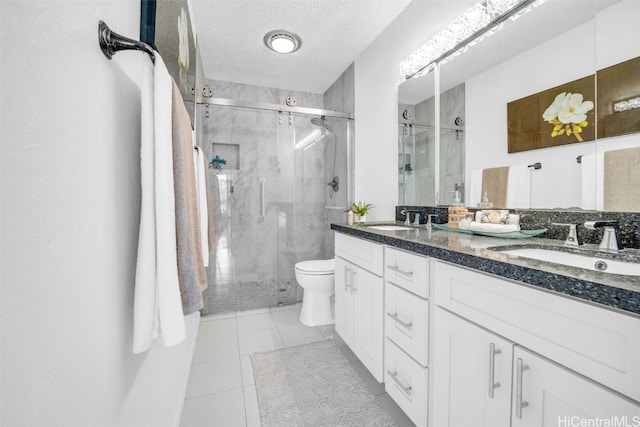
[1,1,198,426]
[354,0,471,220]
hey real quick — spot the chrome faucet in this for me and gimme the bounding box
[552,223,582,246]
[400,209,421,226]
[413,212,421,226]
[584,220,619,251]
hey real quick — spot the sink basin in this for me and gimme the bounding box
[365,225,414,231]
[499,248,640,276]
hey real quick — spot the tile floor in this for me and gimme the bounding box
[179,304,414,427]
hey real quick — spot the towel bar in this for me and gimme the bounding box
[99,20,156,63]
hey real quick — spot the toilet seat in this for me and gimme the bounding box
[295,259,335,275]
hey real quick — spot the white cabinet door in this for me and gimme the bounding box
[432,308,513,427]
[335,256,355,347]
[512,346,640,427]
[353,264,385,382]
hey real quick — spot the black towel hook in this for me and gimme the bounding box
[98,20,155,63]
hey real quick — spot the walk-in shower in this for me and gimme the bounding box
[197,100,353,315]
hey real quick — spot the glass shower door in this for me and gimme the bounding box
[201,105,281,313]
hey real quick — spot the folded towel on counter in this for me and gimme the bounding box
[476,209,510,224]
[482,167,509,208]
[133,54,185,354]
[475,209,520,225]
[172,80,207,314]
[469,221,520,234]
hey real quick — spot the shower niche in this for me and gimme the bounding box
[211,142,240,171]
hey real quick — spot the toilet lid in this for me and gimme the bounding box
[295,259,335,274]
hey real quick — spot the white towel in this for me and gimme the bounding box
[154,54,185,348]
[133,59,158,354]
[133,54,185,353]
[469,222,520,233]
[506,165,530,208]
[469,169,483,206]
[194,146,210,268]
[580,153,604,210]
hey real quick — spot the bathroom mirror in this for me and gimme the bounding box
[140,0,197,128]
[399,0,639,211]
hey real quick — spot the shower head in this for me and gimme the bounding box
[310,117,334,134]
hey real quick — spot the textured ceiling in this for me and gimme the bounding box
[190,0,412,94]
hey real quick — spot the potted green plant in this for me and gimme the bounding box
[351,201,374,223]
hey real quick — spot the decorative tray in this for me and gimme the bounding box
[432,223,548,239]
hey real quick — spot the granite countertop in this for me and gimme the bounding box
[331,222,640,316]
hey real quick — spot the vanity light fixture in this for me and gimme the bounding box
[400,0,549,79]
[264,30,301,54]
[613,96,640,113]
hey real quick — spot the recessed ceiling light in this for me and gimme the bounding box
[263,30,301,54]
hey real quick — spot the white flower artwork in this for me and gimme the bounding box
[542,92,594,142]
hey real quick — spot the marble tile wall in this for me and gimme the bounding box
[440,83,465,205]
[322,64,355,257]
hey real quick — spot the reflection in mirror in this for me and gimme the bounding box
[439,81,465,206]
[399,72,436,205]
[594,0,640,212]
[397,0,639,210]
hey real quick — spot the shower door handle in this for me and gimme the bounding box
[259,177,266,221]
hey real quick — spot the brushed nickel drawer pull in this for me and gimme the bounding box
[387,369,412,397]
[387,312,413,330]
[488,343,502,398]
[387,264,413,277]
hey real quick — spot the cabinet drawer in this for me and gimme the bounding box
[434,260,640,402]
[385,339,428,427]
[385,283,429,366]
[385,247,429,298]
[335,233,383,275]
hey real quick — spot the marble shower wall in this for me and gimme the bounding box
[199,69,354,313]
[440,83,465,205]
[398,83,465,206]
[322,64,355,258]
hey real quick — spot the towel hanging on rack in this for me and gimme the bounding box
[133,53,185,354]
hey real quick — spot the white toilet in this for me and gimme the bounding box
[295,259,335,326]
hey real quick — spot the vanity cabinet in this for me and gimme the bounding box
[335,233,384,381]
[432,308,513,427]
[433,308,640,427]
[432,260,640,427]
[383,247,430,426]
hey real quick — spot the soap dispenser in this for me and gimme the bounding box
[449,190,464,207]
[478,191,493,208]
